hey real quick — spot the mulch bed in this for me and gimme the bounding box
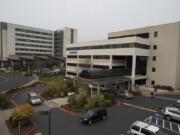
[6,120,34,135]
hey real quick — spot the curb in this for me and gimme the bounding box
[59,107,83,117]
[24,121,37,135]
[59,100,121,117]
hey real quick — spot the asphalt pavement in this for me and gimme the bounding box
[0,73,34,92]
[13,85,48,105]
[32,97,179,135]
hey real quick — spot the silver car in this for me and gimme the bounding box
[117,90,133,99]
[27,92,42,105]
[163,106,180,121]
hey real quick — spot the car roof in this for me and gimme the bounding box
[133,121,159,133]
[89,107,106,112]
[28,92,38,96]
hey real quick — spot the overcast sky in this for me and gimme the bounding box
[0,0,180,41]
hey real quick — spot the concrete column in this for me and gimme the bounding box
[97,85,100,95]
[77,55,79,77]
[23,59,26,67]
[131,55,136,91]
[90,87,93,97]
[1,60,4,69]
[11,61,14,67]
[91,55,93,69]
[109,55,112,69]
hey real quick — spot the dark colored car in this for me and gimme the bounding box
[80,108,107,125]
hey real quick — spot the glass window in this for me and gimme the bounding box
[153,45,157,50]
[154,31,158,38]
[151,80,155,85]
[152,56,156,61]
[152,67,156,72]
[141,128,154,135]
[131,125,140,131]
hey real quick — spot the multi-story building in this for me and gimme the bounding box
[0,22,54,60]
[54,27,77,58]
[66,21,180,89]
[0,22,77,69]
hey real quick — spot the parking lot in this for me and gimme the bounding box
[30,97,179,135]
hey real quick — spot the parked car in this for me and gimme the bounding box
[80,108,107,125]
[116,90,133,99]
[127,120,167,135]
[162,106,180,121]
[27,92,42,105]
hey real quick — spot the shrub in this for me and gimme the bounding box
[104,93,116,103]
[153,85,174,91]
[10,104,34,126]
[43,77,78,99]
[0,94,11,110]
[76,95,87,108]
[84,96,107,111]
[131,90,142,96]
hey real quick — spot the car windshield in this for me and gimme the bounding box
[31,96,39,100]
[84,110,94,117]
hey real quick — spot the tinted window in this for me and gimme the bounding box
[131,125,140,131]
[141,128,154,135]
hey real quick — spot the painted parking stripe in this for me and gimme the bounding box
[123,103,156,112]
[144,115,180,134]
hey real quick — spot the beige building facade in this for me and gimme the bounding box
[66,21,180,89]
[109,22,180,89]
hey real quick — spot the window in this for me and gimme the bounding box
[131,125,140,131]
[141,128,154,135]
[154,31,158,38]
[152,67,156,72]
[151,80,155,85]
[153,45,157,50]
[152,56,156,61]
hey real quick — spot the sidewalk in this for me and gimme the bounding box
[0,109,13,135]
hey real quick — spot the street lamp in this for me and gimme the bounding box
[39,108,53,135]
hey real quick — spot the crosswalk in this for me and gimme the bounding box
[145,116,180,134]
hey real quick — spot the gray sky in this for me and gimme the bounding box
[0,0,180,41]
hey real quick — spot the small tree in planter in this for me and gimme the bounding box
[10,104,34,127]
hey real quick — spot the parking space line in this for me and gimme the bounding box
[123,103,156,112]
[170,122,172,131]
[163,120,165,128]
[145,115,180,134]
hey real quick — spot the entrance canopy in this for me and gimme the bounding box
[79,68,131,79]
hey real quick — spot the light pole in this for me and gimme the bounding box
[39,108,52,135]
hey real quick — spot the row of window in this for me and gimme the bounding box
[15,48,52,53]
[67,72,77,76]
[67,55,111,59]
[67,43,150,51]
[67,63,109,69]
[16,38,52,45]
[15,28,52,36]
[15,43,52,49]
[15,33,53,41]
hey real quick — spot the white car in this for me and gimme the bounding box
[27,92,42,105]
[163,106,180,121]
[117,90,133,99]
[127,121,166,135]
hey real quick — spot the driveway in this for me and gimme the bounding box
[0,73,34,92]
[12,85,48,105]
